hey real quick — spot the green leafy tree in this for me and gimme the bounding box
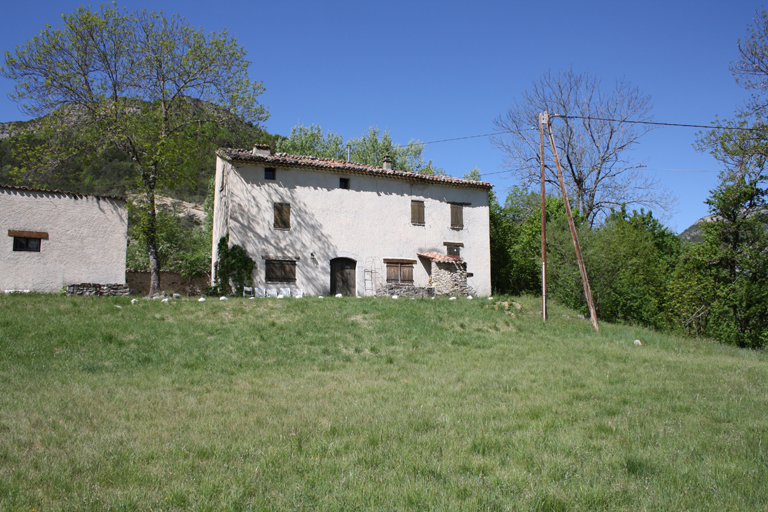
[277,123,443,175]
[1,4,268,295]
[692,9,768,347]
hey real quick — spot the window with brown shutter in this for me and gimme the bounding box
[265,260,296,283]
[450,203,463,229]
[385,262,414,284]
[274,203,291,229]
[411,200,425,225]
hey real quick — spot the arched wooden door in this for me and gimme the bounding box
[330,258,356,296]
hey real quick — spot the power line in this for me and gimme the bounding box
[551,114,759,131]
[422,116,759,146]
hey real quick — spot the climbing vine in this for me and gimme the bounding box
[213,234,255,296]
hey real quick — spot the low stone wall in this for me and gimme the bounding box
[378,283,435,298]
[126,270,209,296]
[67,283,131,297]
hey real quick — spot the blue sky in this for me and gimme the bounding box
[0,0,759,232]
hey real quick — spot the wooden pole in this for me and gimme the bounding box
[545,115,599,332]
[539,112,548,321]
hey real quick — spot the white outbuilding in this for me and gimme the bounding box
[212,145,492,297]
[1,184,128,293]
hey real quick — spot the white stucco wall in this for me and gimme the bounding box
[213,157,491,296]
[0,187,128,293]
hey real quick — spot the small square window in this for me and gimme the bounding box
[265,167,276,180]
[386,262,414,284]
[446,245,461,257]
[13,237,41,252]
[339,178,350,189]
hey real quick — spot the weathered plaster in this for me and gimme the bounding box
[1,187,127,293]
[212,156,492,296]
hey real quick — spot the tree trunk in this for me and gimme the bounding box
[144,171,161,296]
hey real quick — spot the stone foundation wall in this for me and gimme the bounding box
[431,261,473,296]
[126,270,210,296]
[66,283,131,297]
[377,283,435,298]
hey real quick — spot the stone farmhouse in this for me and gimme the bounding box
[212,145,492,297]
[1,184,128,294]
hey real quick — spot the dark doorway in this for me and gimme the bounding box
[330,258,356,296]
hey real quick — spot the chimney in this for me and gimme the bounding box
[252,143,272,156]
[382,155,392,171]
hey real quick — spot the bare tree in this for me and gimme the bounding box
[493,69,674,225]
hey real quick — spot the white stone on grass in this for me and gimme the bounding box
[220,296,228,301]
[249,296,255,300]
[449,297,457,301]
[318,295,324,299]
[467,295,473,300]
[294,290,304,298]
[488,297,493,300]
[335,293,343,298]
[198,297,206,302]
[634,339,642,346]
[161,298,169,303]
[392,295,398,299]
[114,305,122,309]
[131,298,139,304]
[172,293,181,299]
[277,294,284,299]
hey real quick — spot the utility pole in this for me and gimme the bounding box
[539,112,548,321]
[545,113,599,332]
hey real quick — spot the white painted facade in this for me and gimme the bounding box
[1,185,128,293]
[213,147,492,297]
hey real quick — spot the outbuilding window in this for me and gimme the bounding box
[265,167,276,180]
[339,177,350,189]
[450,204,463,229]
[9,230,48,252]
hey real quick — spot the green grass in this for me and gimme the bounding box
[0,293,766,511]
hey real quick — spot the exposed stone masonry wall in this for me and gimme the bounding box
[126,270,210,296]
[431,261,472,296]
[378,283,435,298]
[66,283,131,297]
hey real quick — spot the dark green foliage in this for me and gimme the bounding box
[126,201,211,278]
[213,234,255,296]
[546,205,679,329]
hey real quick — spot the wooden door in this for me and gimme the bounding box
[330,258,356,296]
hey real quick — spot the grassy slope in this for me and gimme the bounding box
[0,294,766,511]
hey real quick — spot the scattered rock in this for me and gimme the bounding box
[512,302,522,310]
[114,305,122,309]
[488,297,493,300]
[220,296,228,301]
[161,298,169,303]
[449,297,457,301]
[172,293,181,299]
[319,296,324,299]
[335,293,343,298]
[249,296,255,300]
[131,298,139,304]
[634,339,642,346]
[467,295,473,300]
[277,294,284,299]
[198,297,206,302]
[392,295,399,299]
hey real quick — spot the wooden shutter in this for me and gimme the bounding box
[387,264,400,282]
[411,201,425,224]
[265,260,280,281]
[400,265,414,283]
[450,204,463,228]
[282,261,296,282]
[274,203,291,229]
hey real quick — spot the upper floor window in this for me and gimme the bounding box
[274,203,291,230]
[339,177,350,189]
[411,200,425,225]
[265,167,276,180]
[444,242,463,257]
[450,204,463,229]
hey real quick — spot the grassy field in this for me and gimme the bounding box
[0,293,766,511]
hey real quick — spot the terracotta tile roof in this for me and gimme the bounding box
[418,252,465,263]
[0,183,126,201]
[217,148,493,191]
